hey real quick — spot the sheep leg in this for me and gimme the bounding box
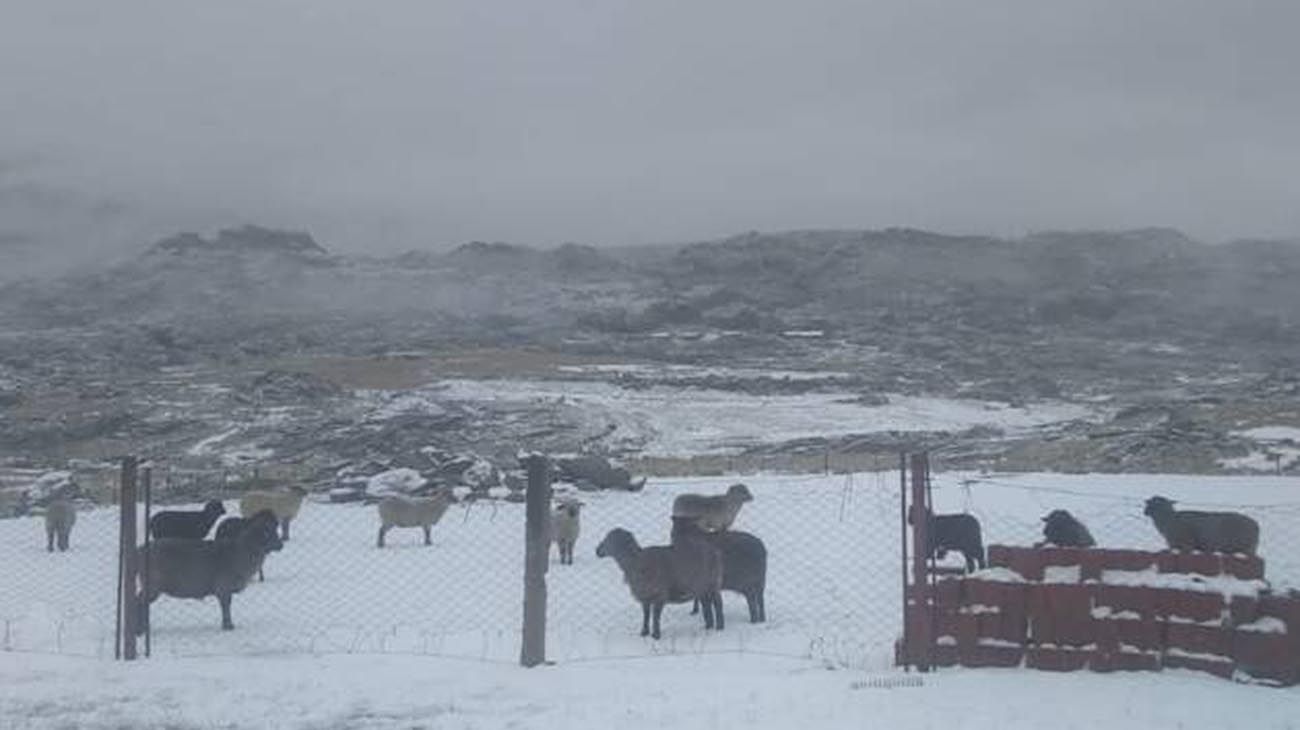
[690,599,700,615]
[377,525,388,549]
[713,592,725,631]
[651,602,664,640]
[46,529,54,553]
[756,590,766,623]
[745,592,759,623]
[59,530,69,551]
[280,518,291,542]
[422,525,431,546]
[218,592,234,630]
[701,594,715,630]
[640,602,651,637]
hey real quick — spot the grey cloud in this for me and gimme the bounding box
[1,0,1297,257]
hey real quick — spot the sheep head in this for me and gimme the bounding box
[203,500,227,517]
[246,510,283,553]
[595,528,636,559]
[727,483,754,503]
[1042,509,1071,524]
[1144,496,1176,518]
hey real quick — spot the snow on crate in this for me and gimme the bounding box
[1237,616,1288,634]
[1100,568,1269,598]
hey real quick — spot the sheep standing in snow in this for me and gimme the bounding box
[240,486,308,541]
[595,528,724,639]
[214,510,281,581]
[549,500,582,565]
[1143,496,1259,555]
[44,499,77,552]
[671,516,767,623]
[149,499,226,540]
[671,483,754,531]
[1037,509,1096,548]
[376,491,455,548]
[137,509,282,632]
[911,507,985,573]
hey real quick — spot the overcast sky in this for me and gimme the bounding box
[3,0,1298,256]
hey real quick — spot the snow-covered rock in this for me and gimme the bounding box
[365,468,428,497]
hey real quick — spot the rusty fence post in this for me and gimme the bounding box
[519,454,552,667]
[116,456,139,661]
[898,451,910,670]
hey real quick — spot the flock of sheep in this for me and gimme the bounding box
[917,494,1263,575]
[33,478,1265,642]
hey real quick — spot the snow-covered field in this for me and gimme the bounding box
[428,378,1097,455]
[5,651,1299,730]
[4,472,1300,728]
[4,472,1299,666]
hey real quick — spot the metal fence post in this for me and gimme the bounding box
[898,451,910,670]
[142,465,153,658]
[117,456,139,661]
[909,451,931,671]
[520,454,552,667]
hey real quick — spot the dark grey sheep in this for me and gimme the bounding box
[149,499,226,540]
[595,528,723,639]
[910,507,985,573]
[1038,509,1096,548]
[44,499,76,552]
[214,509,280,582]
[137,509,282,632]
[671,516,767,623]
[1143,496,1259,556]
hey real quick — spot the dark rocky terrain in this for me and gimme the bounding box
[1,224,1298,498]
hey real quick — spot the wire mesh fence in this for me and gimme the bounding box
[139,489,525,661]
[924,472,1300,590]
[0,504,118,657]
[5,460,1298,668]
[545,472,903,668]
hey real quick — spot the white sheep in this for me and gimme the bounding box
[671,483,754,531]
[376,491,455,548]
[549,500,582,565]
[239,486,308,541]
[44,499,76,552]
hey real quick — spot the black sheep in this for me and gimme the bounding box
[1038,509,1096,548]
[149,499,226,540]
[137,509,282,632]
[671,516,767,623]
[910,507,985,573]
[214,510,280,582]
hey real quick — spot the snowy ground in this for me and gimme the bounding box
[429,378,1097,455]
[3,651,1298,730]
[4,472,1300,727]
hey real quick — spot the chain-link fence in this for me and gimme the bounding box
[545,472,902,668]
[0,504,117,657]
[924,472,1300,590]
[5,461,1298,669]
